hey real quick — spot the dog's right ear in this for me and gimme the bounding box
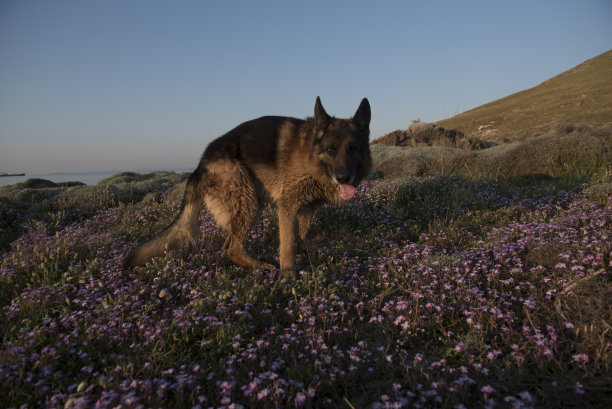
[314,96,330,129]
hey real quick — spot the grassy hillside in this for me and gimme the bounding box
[437,49,612,142]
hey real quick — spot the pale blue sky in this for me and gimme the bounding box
[1,0,611,174]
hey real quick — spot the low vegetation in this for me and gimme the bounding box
[1,123,610,408]
[373,122,612,186]
[0,172,188,250]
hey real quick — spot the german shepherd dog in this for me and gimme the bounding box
[124,97,371,276]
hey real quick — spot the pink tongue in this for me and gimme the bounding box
[337,184,356,200]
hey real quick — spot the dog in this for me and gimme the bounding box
[124,97,372,276]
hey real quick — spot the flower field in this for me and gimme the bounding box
[1,173,610,408]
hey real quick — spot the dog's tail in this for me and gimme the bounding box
[123,169,204,269]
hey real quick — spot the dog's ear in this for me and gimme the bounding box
[314,96,330,129]
[352,98,371,130]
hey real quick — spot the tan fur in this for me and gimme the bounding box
[124,97,372,276]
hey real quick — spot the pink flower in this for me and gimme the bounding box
[481,385,495,399]
[257,388,269,400]
[572,353,589,363]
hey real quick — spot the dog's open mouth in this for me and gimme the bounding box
[337,184,356,200]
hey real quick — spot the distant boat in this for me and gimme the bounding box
[0,173,26,177]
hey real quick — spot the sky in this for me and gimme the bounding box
[1,0,611,175]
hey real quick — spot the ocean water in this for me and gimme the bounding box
[0,169,191,188]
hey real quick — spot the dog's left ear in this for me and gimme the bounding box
[352,98,371,130]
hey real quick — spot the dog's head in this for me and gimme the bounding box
[313,97,372,199]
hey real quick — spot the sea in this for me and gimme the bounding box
[0,169,192,188]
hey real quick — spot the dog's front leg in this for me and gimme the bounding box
[278,206,297,278]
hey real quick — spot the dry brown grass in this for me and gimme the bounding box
[436,49,612,142]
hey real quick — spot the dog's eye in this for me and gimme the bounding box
[326,146,336,155]
[348,145,359,153]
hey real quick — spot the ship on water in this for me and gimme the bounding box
[0,172,26,177]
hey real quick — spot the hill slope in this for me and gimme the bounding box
[437,49,612,142]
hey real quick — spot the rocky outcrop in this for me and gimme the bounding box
[372,121,487,150]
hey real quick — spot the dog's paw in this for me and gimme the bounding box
[279,266,298,280]
[254,261,276,271]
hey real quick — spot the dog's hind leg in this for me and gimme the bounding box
[204,159,273,271]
